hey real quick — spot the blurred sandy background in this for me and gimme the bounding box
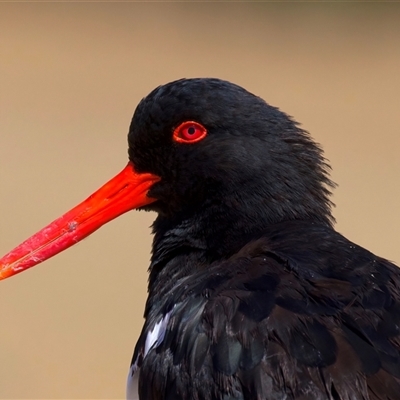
[1,3,399,399]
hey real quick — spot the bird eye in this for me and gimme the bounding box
[173,121,207,144]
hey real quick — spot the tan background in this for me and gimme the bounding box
[1,3,399,399]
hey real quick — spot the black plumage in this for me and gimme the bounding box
[2,77,398,399]
[126,79,400,399]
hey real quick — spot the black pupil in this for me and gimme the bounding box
[187,126,196,135]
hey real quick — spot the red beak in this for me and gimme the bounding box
[0,162,160,280]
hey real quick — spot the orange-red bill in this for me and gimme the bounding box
[0,162,160,280]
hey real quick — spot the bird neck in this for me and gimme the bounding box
[147,193,332,310]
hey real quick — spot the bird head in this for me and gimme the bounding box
[129,79,334,236]
[0,78,335,280]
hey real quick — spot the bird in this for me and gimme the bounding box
[1,78,400,400]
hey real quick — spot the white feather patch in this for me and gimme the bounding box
[144,311,171,357]
[126,362,139,400]
[126,311,172,399]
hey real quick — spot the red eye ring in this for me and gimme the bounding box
[173,121,207,144]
